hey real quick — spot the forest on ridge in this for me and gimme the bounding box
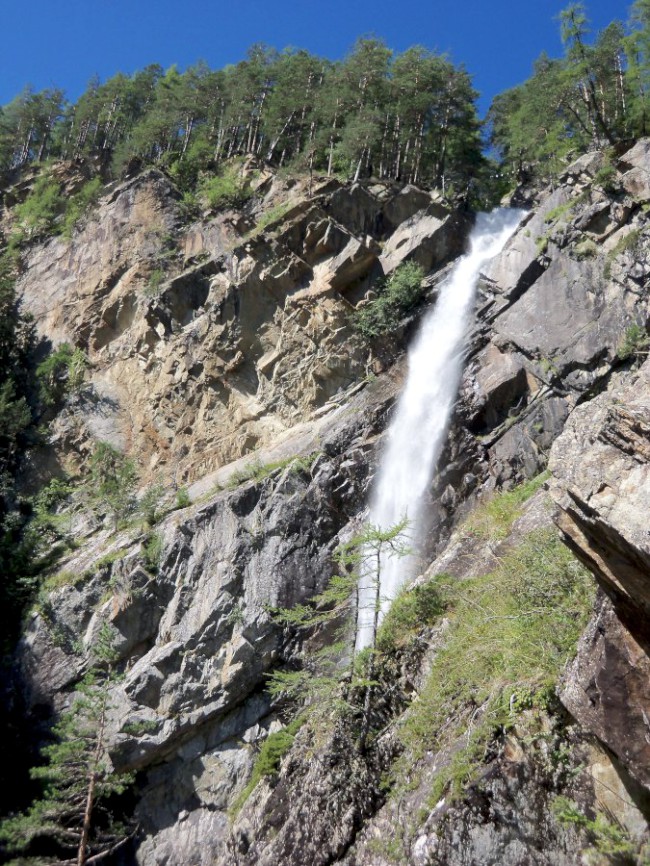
[1,0,650,212]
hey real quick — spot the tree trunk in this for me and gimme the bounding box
[181,116,194,157]
[77,683,109,866]
[358,548,382,754]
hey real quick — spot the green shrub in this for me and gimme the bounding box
[246,201,294,239]
[146,267,165,296]
[465,470,550,542]
[198,164,252,211]
[179,190,200,220]
[120,719,159,737]
[175,487,191,509]
[535,235,549,255]
[355,261,426,338]
[543,191,588,225]
[553,797,639,859]
[230,716,305,816]
[227,453,318,488]
[88,442,137,525]
[36,343,87,406]
[617,323,649,361]
[61,177,103,238]
[94,549,127,571]
[574,238,597,259]
[376,581,444,652]
[138,484,165,527]
[41,570,86,592]
[142,531,163,573]
[21,476,76,573]
[12,173,64,241]
[609,228,642,261]
[593,162,618,194]
[395,514,594,803]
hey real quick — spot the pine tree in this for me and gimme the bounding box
[626,0,650,137]
[0,623,134,866]
[267,519,409,751]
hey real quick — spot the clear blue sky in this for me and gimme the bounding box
[0,0,630,116]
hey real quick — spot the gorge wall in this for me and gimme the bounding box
[4,141,650,865]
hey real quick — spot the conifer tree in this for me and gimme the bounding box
[0,622,134,866]
[268,519,409,751]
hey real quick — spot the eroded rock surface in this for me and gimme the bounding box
[10,139,650,865]
[18,172,464,484]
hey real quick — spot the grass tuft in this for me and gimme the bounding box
[396,524,594,803]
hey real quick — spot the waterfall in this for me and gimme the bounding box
[356,208,524,650]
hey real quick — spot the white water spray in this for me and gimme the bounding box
[356,208,524,649]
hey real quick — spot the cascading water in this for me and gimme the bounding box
[356,208,524,650]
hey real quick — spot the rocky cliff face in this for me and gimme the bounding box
[17,170,464,485]
[6,142,650,865]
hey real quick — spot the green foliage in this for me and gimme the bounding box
[487,6,637,184]
[593,161,618,193]
[396,523,594,802]
[609,228,642,261]
[375,581,444,653]
[617,323,650,360]
[268,519,410,761]
[146,267,165,295]
[175,486,191,509]
[465,470,550,543]
[3,41,486,198]
[61,177,103,237]
[355,261,426,338]
[36,343,86,406]
[8,172,102,245]
[0,622,134,863]
[198,164,253,211]
[230,716,305,816]
[120,718,159,737]
[87,442,137,526]
[246,200,294,238]
[227,452,319,488]
[11,173,64,242]
[142,531,163,573]
[138,483,165,527]
[574,238,598,259]
[178,190,200,221]
[553,797,641,860]
[40,569,85,593]
[0,381,32,461]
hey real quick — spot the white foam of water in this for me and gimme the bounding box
[356,208,524,649]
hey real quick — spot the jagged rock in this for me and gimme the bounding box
[621,166,650,201]
[231,726,382,866]
[561,594,650,790]
[561,150,604,183]
[549,358,650,633]
[493,252,631,387]
[379,208,468,275]
[467,345,529,433]
[619,138,650,172]
[19,172,464,486]
[10,146,650,865]
[382,185,433,231]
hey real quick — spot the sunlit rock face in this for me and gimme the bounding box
[10,139,650,865]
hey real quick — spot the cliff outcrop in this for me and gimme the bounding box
[4,141,650,865]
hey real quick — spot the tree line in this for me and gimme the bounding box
[0,39,484,198]
[488,1,650,183]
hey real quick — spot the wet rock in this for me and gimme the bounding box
[467,345,529,433]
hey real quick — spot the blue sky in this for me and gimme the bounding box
[1,0,630,116]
